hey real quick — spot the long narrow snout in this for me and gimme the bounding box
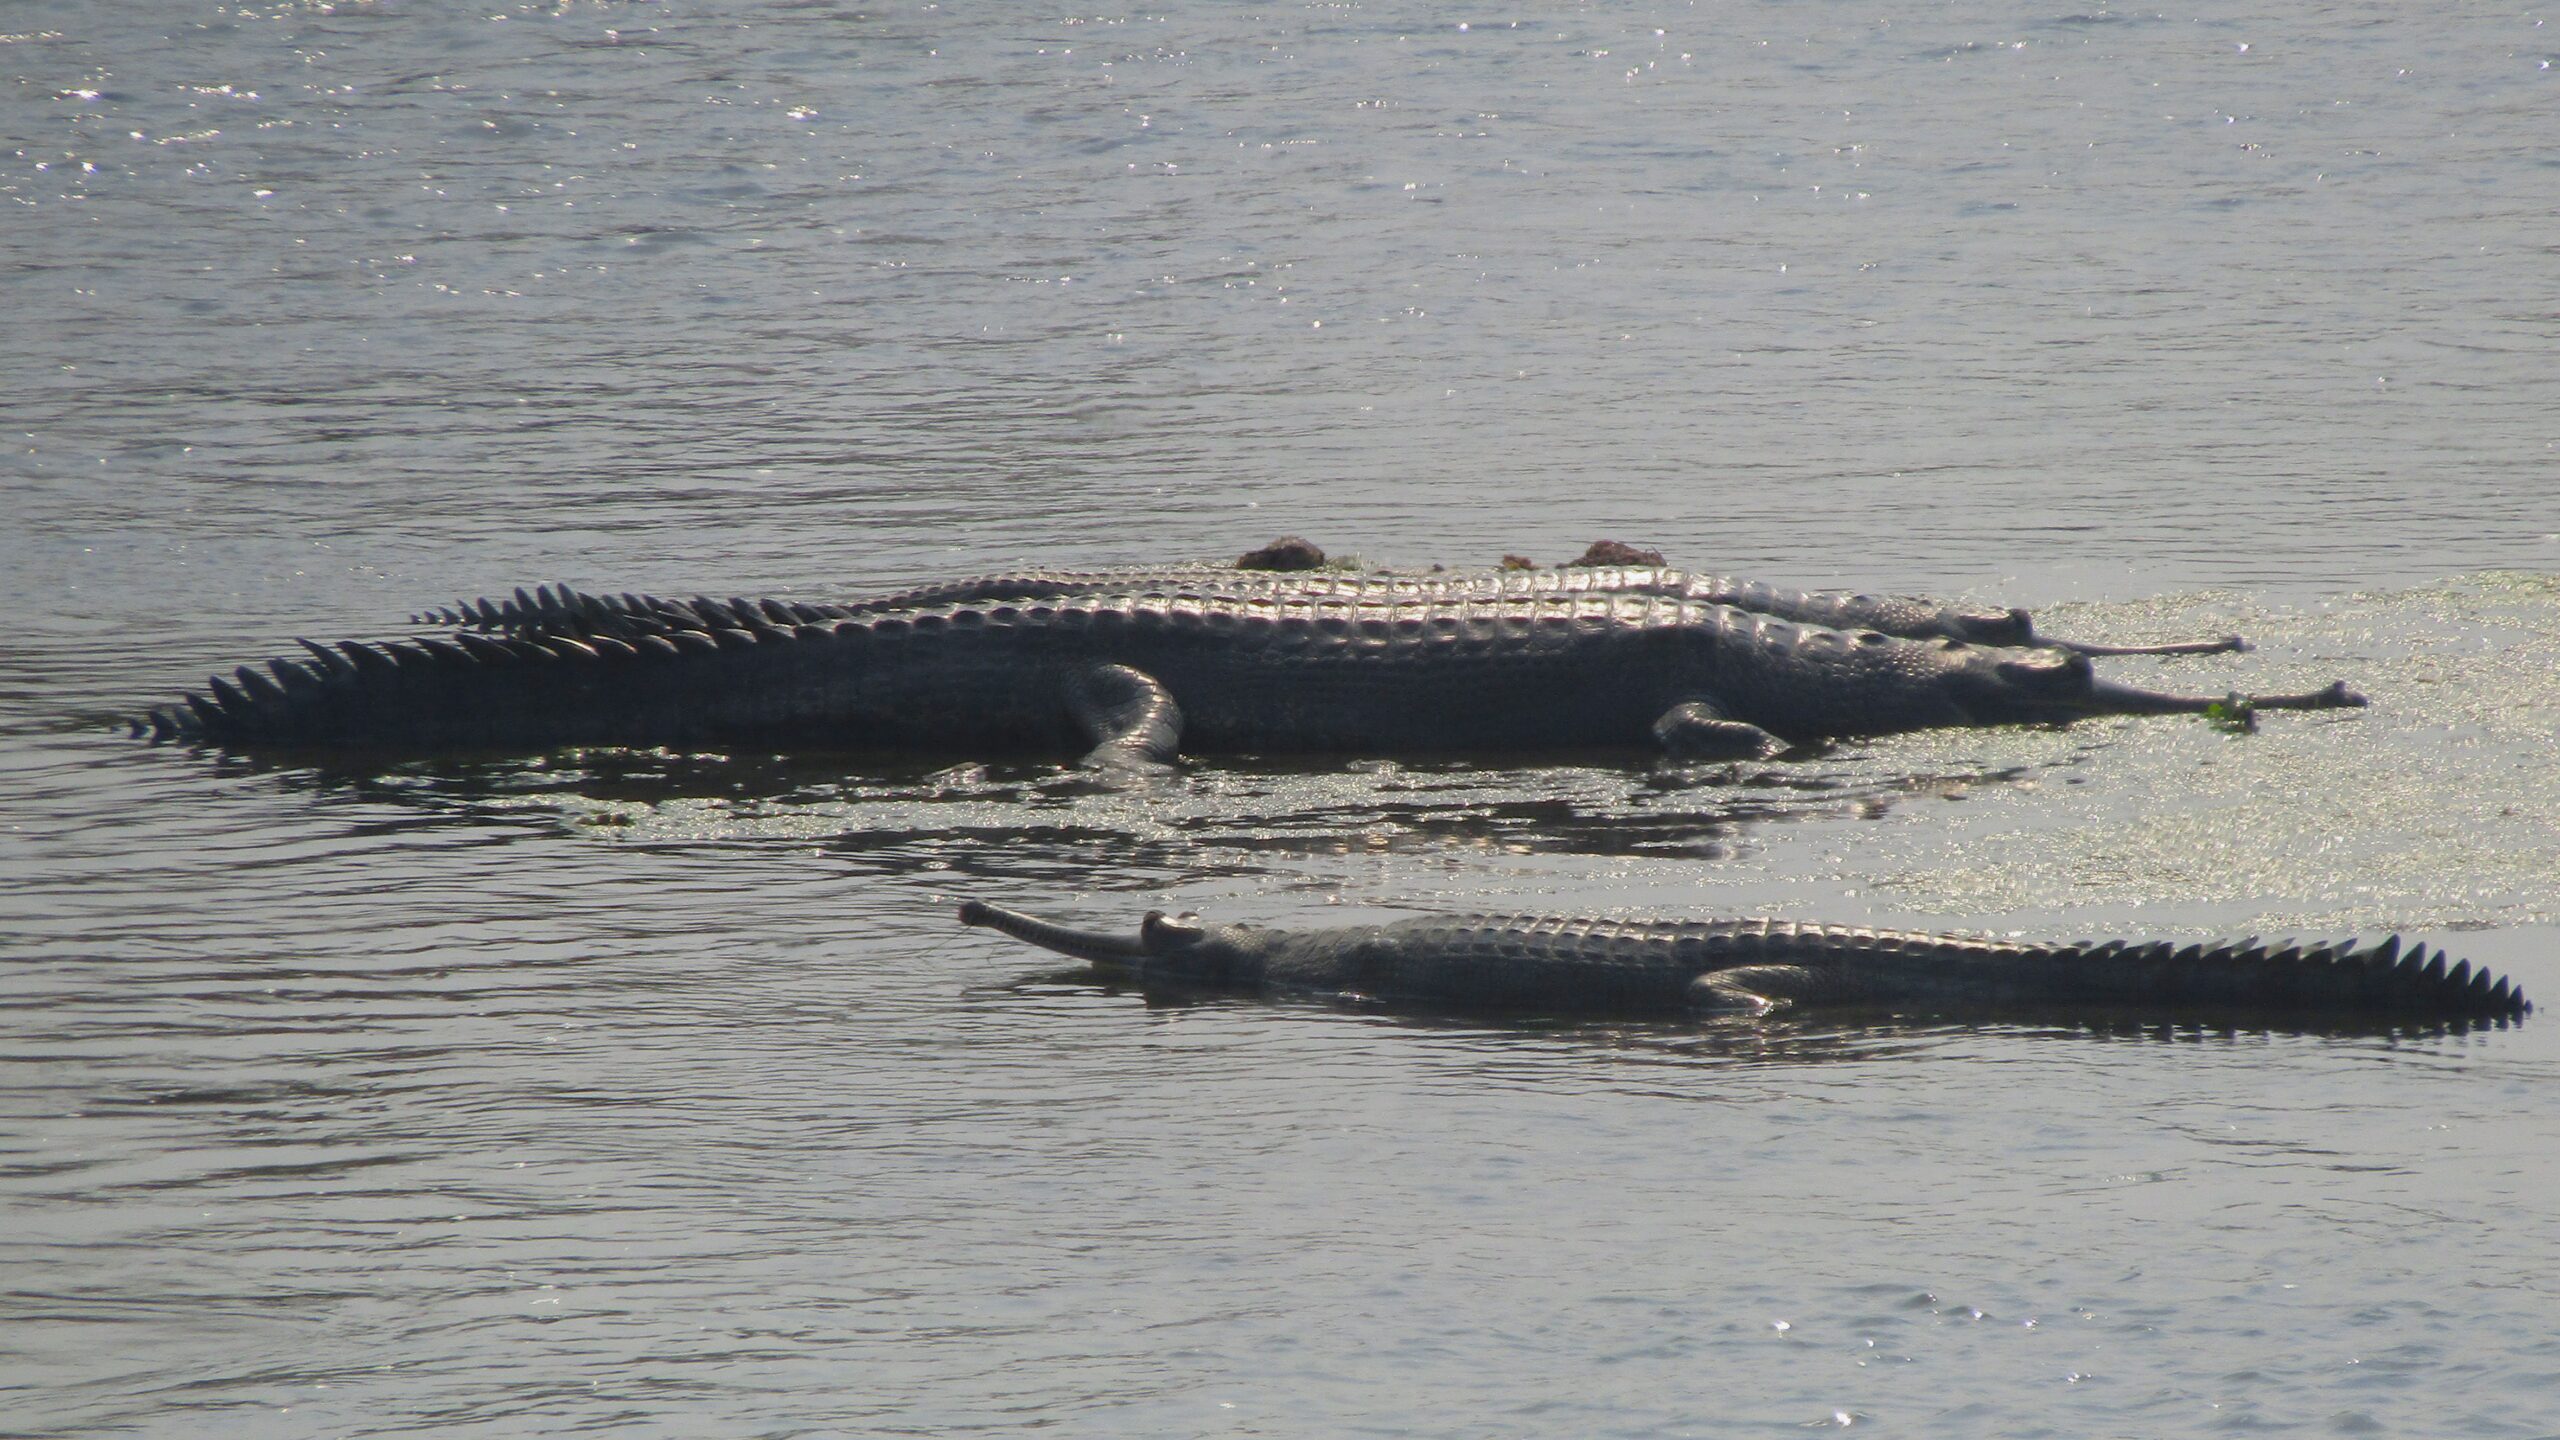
[2073,675,2368,717]
[1961,606,2249,657]
[2056,634,2251,658]
[957,900,1151,967]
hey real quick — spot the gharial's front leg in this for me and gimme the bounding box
[1652,700,1787,760]
[1063,663,1185,769]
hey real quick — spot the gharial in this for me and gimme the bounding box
[412,564,2247,657]
[133,591,2363,763]
[958,901,2531,1024]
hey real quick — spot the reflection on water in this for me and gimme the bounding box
[218,741,2062,869]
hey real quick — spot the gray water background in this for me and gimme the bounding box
[4,1,2558,1435]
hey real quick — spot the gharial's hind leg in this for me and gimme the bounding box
[1688,965,1819,1015]
[1064,663,1185,770]
[1653,701,1787,761]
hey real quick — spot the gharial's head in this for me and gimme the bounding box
[1936,644,2123,725]
[1943,605,2040,648]
[1942,606,2252,659]
[1935,643,2275,725]
[956,901,1270,988]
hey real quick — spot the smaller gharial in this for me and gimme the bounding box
[958,901,2532,1023]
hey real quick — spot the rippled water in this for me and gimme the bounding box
[5,2,2557,1436]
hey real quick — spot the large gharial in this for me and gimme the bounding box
[958,901,2532,1024]
[413,565,2246,657]
[135,592,2362,762]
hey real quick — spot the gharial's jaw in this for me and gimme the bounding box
[956,901,1150,968]
[1974,651,2367,725]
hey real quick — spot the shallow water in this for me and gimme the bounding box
[5,2,2558,1436]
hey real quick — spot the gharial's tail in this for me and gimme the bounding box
[2100,933,2531,1019]
[414,584,864,639]
[129,616,850,751]
[1749,930,2532,1021]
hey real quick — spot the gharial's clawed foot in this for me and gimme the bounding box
[2250,679,2367,711]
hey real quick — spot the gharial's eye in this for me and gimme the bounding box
[1142,911,1209,948]
[1995,650,2092,689]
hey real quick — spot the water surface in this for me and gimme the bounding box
[4,2,2556,1435]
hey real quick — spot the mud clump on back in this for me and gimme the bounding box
[1235,536,1327,571]
[1566,539,1668,567]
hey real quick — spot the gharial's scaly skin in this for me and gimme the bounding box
[957,902,2532,1023]
[135,593,2362,761]
[412,566,2246,657]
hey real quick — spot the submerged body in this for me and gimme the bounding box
[958,902,2532,1023]
[137,593,2360,761]
[420,565,2244,656]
